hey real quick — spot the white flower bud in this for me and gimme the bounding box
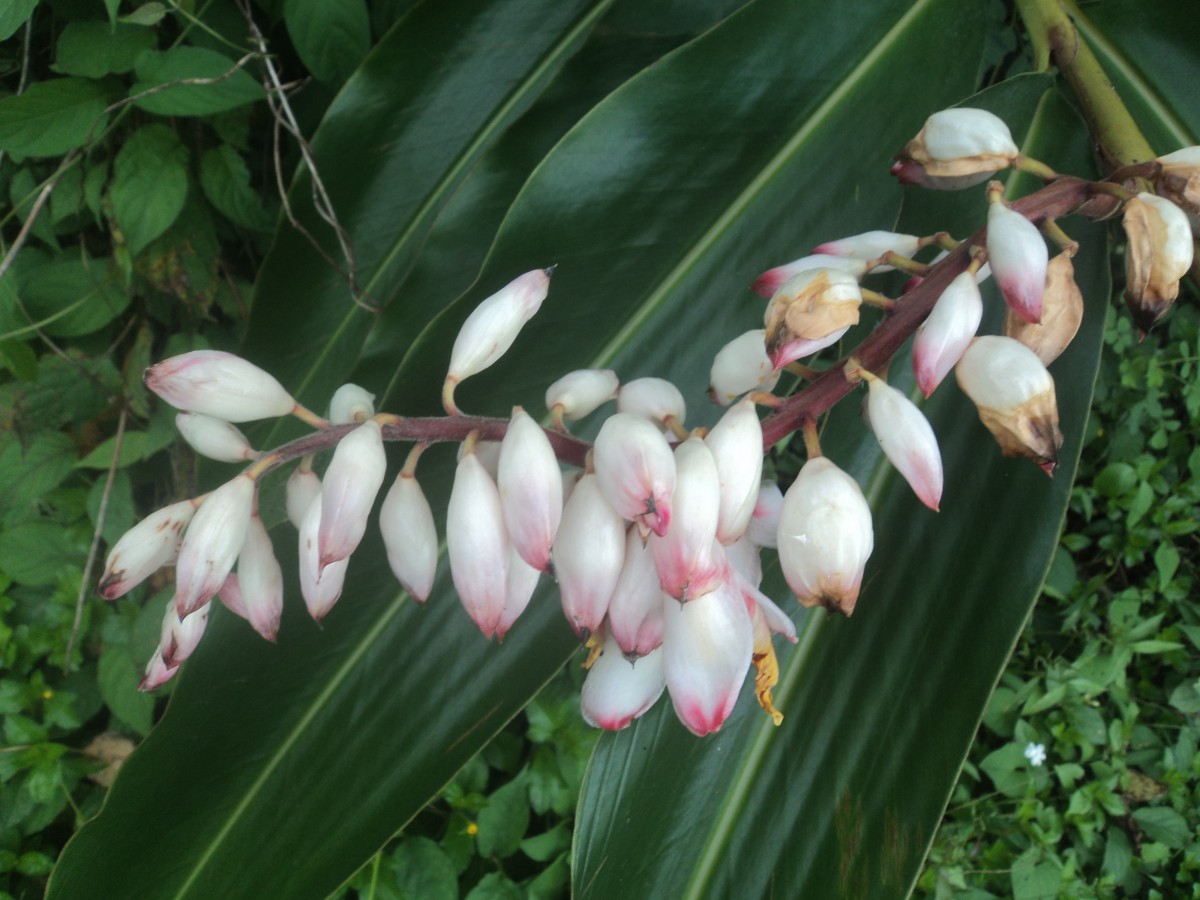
[892,108,1019,189]
[237,512,284,642]
[98,498,197,599]
[987,195,1048,324]
[607,528,665,658]
[705,398,764,544]
[174,475,255,617]
[863,373,943,511]
[328,384,376,425]
[709,329,780,406]
[497,547,540,641]
[545,369,619,421]
[812,230,921,269]
[139,650,178,691]
[298,495,347,622]
[956,335,1063,473]
[746,481,783,548]
[447,445,509,639]
[379,470,438,602]
[662,579,753,736]
[160,602,210,667]
[617,377,687,431]
[145,350,295,422]
[552,473,625,637]
[443,268,552,412]
[174,412,257,463]
[651,438,724,602]
[752,254,869,298]
[593,413,675,537]
[777,457,873,616]
[318,419,387,570]
[497,408,562,573]
[581,637,665,731]
[912,271,983,397]
[286,462,321,529]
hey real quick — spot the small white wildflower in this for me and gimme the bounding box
[1023,742,1047,766]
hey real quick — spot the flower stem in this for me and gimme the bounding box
[1014,0,1156,169]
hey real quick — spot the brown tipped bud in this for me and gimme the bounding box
[1004,253,1084,366]
[1122,192,1194,332]
[892,108,1019,189]
[763,268,861,369]
[1155,147,1200,216]
[956,336,1063,474]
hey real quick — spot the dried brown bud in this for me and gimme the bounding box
[1004,253,1084,365]
[956,336,1063,475]
[1122,192,1194,332]
[763,268,861,369]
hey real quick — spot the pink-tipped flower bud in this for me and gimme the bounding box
[328,383,376,425]
[593,413,675,537]
[1155,146,1200,215]
[217,571,248,620]
[139,650,178,691]
[552,473,625,637]
[447,444,510,639]
[607,529,666,658]
[581,637,666,731]
[912,270,983,397]
[987,192,1048,324]
[298,495,348,622]
[318,419,387,571]
[97,498,197,599]
[812,230,921,270]
[956,336,1063,473]
[892,108,1019,189]
[497,407,562,573]
[777,457,873,616]
[705,398,764,544]
[286,461,321,529]
[237,512,284,642]
[174,413,257,463]
[617,377,687,432]
[662,578,753,736]
[1004,252,1084,365]
[145,350,295,422]
[708,329,780,406]
[379,469,438,602]
[1122,191,1195,332]
[545,369,619,422]
[746,481,783,548]
[160,601,210,668]
[652,437,724,601]
[443,268,552,411]
[174,475,255,617]
[751,254,870,298]
[764,268,861,370]
[862,372,944,511]
[497,548,540,641]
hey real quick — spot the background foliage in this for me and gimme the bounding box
[0,0,1195,898]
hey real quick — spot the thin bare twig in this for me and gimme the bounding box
[65,406,128,673]
[236,0,378,313]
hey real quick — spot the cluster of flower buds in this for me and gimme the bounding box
[98,105,1196,737]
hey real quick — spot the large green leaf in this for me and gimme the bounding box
[45,3,1110,900]
[242,0,615,431]
[571,77,1110,900]
[1069,0,1200,153]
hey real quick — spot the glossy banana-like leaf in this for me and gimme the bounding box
[47,0,1133,898]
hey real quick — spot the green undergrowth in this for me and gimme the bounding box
[919,303,1200,899]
